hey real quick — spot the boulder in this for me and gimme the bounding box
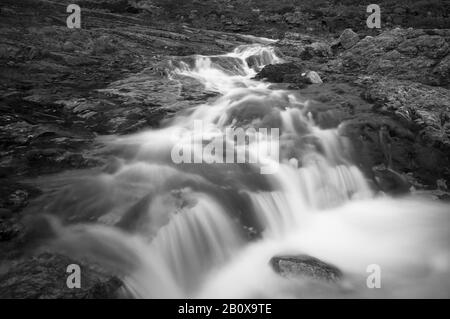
[253,62,305,83]
[254,63,323,87]
[338,28,360,49]
[254,63,319,88]
[304,71,323,84]
[270,255,342,282]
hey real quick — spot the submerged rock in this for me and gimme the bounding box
[270,255,342,282]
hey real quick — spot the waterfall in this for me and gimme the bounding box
[44,42,450,298]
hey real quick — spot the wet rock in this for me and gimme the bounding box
[337,28,360,49]
[245,49,282,71]
[341,113,450,188]
[0,253,122,298]
[363,78,450,149]
[254,62,305,83]
[270,255,342,282]
[373,166,411,195]
[304,71,323,84]
[245,55,262,70]
[254,63,324,88]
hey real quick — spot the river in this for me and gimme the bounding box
[42,42,450,298]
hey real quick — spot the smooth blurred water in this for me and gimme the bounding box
[45,43,450,298]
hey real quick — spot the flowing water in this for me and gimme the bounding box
[40,43,449,298]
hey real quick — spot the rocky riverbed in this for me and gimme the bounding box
[0,0,449,298]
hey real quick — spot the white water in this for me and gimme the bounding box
[48,43,450,298]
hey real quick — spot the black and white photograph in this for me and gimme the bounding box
[0,0,449,302]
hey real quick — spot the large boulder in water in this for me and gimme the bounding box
[270,255,342,282]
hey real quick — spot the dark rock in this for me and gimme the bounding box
[254,63,323,88]
[363,78,450,149]
[339,29,450,86]
[341,112,450,188]
[0,219,22,241]
[373,166,411,195]
[0,253,122,299]
[254,62,305,84]
[338,28,359,49]
[270,255,342,282]
[245,50,281,71]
